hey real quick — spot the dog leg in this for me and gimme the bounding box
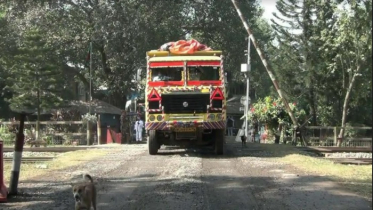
[92,185,97,210]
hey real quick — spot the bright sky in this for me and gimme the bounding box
[259,0,278,21]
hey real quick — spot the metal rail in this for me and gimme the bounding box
[4,156,54,163]
[3,146,91,153]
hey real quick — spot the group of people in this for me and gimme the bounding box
[134,115,258,142]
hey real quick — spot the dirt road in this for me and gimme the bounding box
[2,139,372,210]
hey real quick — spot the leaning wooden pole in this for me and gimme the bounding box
[231,0,306,145]
[8,113,26,196]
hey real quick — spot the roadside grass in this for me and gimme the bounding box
[3,148,112,185]
[265,144,372,199]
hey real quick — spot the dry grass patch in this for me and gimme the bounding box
[271,148,372,199]
[3,148,112,185]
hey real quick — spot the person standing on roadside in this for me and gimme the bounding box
[227,116,234,136]
[134,116,144,142]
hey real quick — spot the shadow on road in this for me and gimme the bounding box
[2,172,371,210]
[2,138,371,210]
[155,140,317,159]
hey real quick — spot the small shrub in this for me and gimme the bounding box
[0,125,16,145]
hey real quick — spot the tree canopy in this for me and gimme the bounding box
[0,0,371,130]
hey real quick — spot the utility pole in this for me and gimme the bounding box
[244,37,251,138]
[87,41,92,146]
[231,0,306,145]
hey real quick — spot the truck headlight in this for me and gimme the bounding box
[217,114,222,120]
[149,115,155,121]
[156,115,163,121]
[208,114,215,121]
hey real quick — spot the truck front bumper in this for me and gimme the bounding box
[145,121,225,131]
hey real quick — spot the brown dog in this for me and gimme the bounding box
[26,139,47,147]
[71,174,97,210]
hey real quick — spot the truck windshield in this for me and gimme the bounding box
[151,67,183,81]
[188,67,220,81]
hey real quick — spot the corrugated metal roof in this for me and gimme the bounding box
[149,56,221,62]
[68,100,123,115]
[28,100,123,115]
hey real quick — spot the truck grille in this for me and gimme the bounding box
[162,93,210,114]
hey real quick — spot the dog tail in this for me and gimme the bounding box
[83,174,93,183]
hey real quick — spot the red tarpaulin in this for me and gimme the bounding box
[159,39,212,55]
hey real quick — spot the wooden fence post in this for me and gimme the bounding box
[97,115,101,145]
[333,127,337,146]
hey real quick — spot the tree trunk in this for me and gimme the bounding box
[309,88,317,126]
[36,89,40,141]
[337,71,359,147]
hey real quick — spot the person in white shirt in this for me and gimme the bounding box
[134,116,144,142]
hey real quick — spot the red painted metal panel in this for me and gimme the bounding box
[0,141,7,202]
[106,127,122,144]
[187,81,222,86]
[149,61,184,68]
[106,127,113,144]
[187,61,220,66]
[148,81,184,87]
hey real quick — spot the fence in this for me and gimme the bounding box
[302,126,371,147]
[0,121,87,146]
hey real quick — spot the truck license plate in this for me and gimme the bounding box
[174,127,196,132]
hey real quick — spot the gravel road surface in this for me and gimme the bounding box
[2,139,372,210]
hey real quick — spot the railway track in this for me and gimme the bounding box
[298,146,372,165]
[323,157,372,165]
[299,146,372,153]
[3,146,91,153]
[3,156,55,163]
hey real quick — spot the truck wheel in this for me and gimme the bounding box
[148,130,159,155]
[214,129,225,155]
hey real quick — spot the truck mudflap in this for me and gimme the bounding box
[145,121,226,130]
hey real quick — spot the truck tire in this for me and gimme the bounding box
[214,129,225,155]
[148,130,159,155]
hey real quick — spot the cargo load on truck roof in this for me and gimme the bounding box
[147,39,222,57]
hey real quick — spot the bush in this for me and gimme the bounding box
[0,124,16,145]
[247,96,307,135]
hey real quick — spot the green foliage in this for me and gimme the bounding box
[247,96,307,132]
[0,0,371,130]
[5,28,66,114]
[0,124,16,144]
[268,0,372,127]
[81,113,98,124]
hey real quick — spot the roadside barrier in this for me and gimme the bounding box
[0,141,8,202]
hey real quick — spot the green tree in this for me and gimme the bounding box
[185,0,272,100]
[0,5,18,119]
[270,0,342,126]
[322,0,372,144]
[5,0,187,108]
[6,28,65,139]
